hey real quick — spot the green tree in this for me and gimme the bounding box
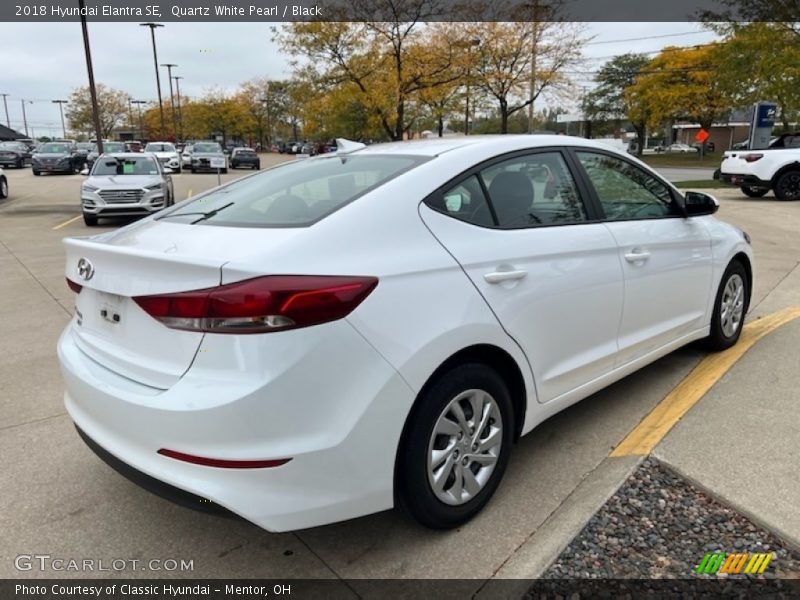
[583,53,651,156]
[65,84,130,138]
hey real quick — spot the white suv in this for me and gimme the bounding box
[143,142,182,174]
[720,133,800,199]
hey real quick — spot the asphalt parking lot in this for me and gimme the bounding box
[1,158,798,587]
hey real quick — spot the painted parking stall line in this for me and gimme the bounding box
[611,306,800,457]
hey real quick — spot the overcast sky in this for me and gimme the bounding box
[0,21,718,137]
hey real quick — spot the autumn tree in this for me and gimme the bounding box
[583,53,651,156]
[712,23,800,129]
[276,3,464,141]
[470,15,586,134]
[65,84,130,138]
[627,44,729,151]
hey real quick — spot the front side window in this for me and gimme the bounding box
[576,152,679,220]
[158,154,426,227]
[481,152,587,227]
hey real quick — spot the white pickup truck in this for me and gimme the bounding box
[719,133,800,199]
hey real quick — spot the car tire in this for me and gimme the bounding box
[32,170,40,176]
[396,363,514,529]
[175,166,181,174]
[0,177,8,199]
[774,170,800,201]
[83,213,98,226]
[703,260,748,352]
[740,186,769,198]
[255,164,260,170]
[190,167,196,174]
[16,158,24,169]
[222,168,228,174]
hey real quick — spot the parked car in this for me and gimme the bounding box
[31,141,83,175]
[189,141,227,173]
[85,142,126,170]
[79,153,175,226]
[666,143,699,154]
[126,141,143,153]
[15,138,37,153]
[0,141,32,168]
[144,142,182,173]
[720,138,800,200]
[75,142,94,160]
[229,147,261,170]
[59,136,753,532]
[0,167,7,199]
[180,144,194,169]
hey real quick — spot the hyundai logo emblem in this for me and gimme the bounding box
[77,258,94,281]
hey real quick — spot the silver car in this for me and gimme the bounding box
[190,141,227,173]
[80,153,175,226]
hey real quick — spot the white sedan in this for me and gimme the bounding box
[58,136,753,532]
[666,143,700,153]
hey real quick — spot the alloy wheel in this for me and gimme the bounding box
[427,389,502,506]
[720,273,745,338]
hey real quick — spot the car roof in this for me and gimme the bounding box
[348,135,634,158]
[98,152,158,158]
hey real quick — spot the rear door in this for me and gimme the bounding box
[572,150,712,366]
[419,149,624,403]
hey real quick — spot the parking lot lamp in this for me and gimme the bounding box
[52,100,68,139]
[20,100,32,138]
[1,93,9,128]
[161,63,178,140]
[79,0,103,153]
[131,100,147,142]
[173,76,184,142]
[140,23,166,139]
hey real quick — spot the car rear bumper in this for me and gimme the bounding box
[720,173,771,188]
[57,317,415,532]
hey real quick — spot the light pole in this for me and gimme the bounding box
[52,100,68,139]
[173,76,184,142]
[79,0,103,152]
[131,100,147,141]
[161,63,178,140]
[1,93,9,128]
[260,85,272,149]
[20,99,32,138]
[459,38,481,135]
[526,0,549,134]
[140,22,165,139]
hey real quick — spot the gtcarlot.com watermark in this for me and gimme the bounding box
[15,554,194,572]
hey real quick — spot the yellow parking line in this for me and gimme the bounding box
[52,215,82,230]
[610,306,800,457]
[186,189,193,199]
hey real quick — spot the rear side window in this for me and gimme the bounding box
[427,175,494,227]
[158,154,427,227]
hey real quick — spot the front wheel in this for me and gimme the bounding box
[83,213,98,226]
[33,170,40,176]
[774,170,800,201]
[396,363,514,529]
[703,261,748,351]
[741,186,769,198]
[0,177,8,199]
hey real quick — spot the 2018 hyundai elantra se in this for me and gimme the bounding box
[58,136,753,532]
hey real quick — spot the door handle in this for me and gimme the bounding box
[624,250,651,263]
[484,270,528,284]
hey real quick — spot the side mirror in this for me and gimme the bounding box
[684,191,719,216]
[80,168,89,176]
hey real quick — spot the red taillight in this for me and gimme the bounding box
[743,153,764,163]
[158,448,291,469]
[66,278,82,294]
[133,275,378,333]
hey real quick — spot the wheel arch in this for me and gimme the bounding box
[770,161,800,186]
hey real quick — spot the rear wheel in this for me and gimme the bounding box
[703,260,748,351]
[740,186,769,198]
[33,170,40,176]
[0,177,8,199]
[222,168,228,174]
[396,363,513,529]
[83,213,98,226]
[774,170,800,201]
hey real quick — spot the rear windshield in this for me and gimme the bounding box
[93,156,159,176]
[158,154,426,227]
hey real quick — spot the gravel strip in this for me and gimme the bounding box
[536,457,800,585]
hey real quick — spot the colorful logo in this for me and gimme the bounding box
[697,552,774,575]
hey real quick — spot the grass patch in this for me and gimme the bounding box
[672,180,731,189]
[639,153,721,168]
